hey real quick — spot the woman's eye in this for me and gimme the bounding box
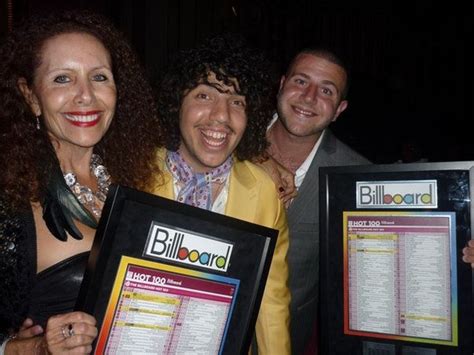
[93,74,108,82]
[233,100,246,107]
[53,75,70,83]
[294,78,306,85]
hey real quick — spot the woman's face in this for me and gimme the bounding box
[20,32,117,151]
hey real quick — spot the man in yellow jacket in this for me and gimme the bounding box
[150,35,291,354]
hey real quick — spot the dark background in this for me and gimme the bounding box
[2,0,472,163]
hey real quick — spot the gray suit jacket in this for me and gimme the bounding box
[287,129,370,354]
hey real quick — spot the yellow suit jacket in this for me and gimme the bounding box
[150,149,291,354]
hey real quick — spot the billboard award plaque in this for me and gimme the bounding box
[76,185,278,355]
[319,162,474,355]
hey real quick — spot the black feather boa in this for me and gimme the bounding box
[42,163,97,241]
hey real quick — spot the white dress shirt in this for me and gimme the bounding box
[268,113,325,189]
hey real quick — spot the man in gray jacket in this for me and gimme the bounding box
[267,48,370,354]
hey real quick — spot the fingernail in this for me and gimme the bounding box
[35,326,43,334]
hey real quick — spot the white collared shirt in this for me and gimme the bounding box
[294,130,324,189]
[268,113,325,189]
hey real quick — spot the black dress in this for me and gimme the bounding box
[0,200,88,341]
[29,252,88,327]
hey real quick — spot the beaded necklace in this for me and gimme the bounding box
[63,154,111,219]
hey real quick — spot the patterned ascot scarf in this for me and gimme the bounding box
[166,150,233,210]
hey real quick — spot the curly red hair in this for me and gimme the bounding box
[0,10,162,210]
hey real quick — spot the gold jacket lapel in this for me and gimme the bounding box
[225,160,259,222]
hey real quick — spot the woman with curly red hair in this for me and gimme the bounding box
[0,11,161,353]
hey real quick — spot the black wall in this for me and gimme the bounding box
[3,0,473,163]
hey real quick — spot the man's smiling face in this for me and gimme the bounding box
[277,53,348,138]
[178,72,247,173]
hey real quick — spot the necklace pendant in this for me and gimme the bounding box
[64,173,77,187]
[62,154,111,219]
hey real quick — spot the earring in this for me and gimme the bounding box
[35,116,40,130]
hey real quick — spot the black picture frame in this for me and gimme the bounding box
[76,184,278,355]
[319,161,474,355]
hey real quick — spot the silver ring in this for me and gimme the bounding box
[68,323,75,337]
[61,326,68,339]
[61,323,75,339]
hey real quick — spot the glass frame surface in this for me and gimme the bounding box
[76,185,278,355]
[319,161,474,355]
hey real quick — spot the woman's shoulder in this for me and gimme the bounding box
[0,198,25,248]
[0,196,34,279]
[0,197,28,241]
[0,197,35,334]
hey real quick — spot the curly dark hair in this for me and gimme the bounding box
[0,10,162,211]
[156,34,276,161]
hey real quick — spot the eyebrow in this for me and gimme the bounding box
[45,65,112,73]
[200,82,242,96]
[291,72,340,94]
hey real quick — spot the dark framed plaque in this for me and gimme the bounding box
[319,162,474,355]
[76,184,278,355]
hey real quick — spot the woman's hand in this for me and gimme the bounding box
[17,318,43,339]
[462,239,474,268]
[256,155,297,208]
[43,311,97,354]
[3,318,44,354]
[5,312,97,354]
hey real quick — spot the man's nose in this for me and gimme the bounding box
[209,98,230,123]
[301,84,317,103]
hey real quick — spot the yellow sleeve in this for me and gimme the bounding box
[254,198,291,354]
